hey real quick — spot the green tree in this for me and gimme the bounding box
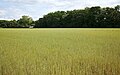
[17,15,34,27]
[115,5,120,11]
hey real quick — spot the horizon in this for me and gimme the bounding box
[0,0,120,20]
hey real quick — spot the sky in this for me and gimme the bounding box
[0,0,120,20]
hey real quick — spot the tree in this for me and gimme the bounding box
[1,5,120,28]
[115,5,120,11]
[17,15,33,27]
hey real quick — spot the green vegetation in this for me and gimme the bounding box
[0,28,120,75]
[35,5,120,28]
[0,16,34,28]
[0,5,120,28]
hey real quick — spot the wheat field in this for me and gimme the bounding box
[0,28,120,75]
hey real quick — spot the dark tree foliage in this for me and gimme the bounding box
[0,16,34,28]
[0,5,120,28]
[35,5,120,28]
[0,20,19,28]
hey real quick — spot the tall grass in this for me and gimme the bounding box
[0,28,120,75]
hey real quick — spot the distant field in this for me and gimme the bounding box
[0,28,120,75]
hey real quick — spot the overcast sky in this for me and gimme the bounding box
[0,0,120,20]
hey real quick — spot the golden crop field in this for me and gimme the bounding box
[0,28,120,75]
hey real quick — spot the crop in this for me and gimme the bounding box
[0,28,120,75]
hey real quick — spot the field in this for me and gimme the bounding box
[0,28,120,75]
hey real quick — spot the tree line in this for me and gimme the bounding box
[0,5,120,28]
[0,16,34,28]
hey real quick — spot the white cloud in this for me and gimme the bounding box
[3,0,72,7]
[3,0,120,7]
[43,0,72,7]
[0,9,6,16]
[1,0,120,20]
[0,7,29,20]
[4,0,38,4]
